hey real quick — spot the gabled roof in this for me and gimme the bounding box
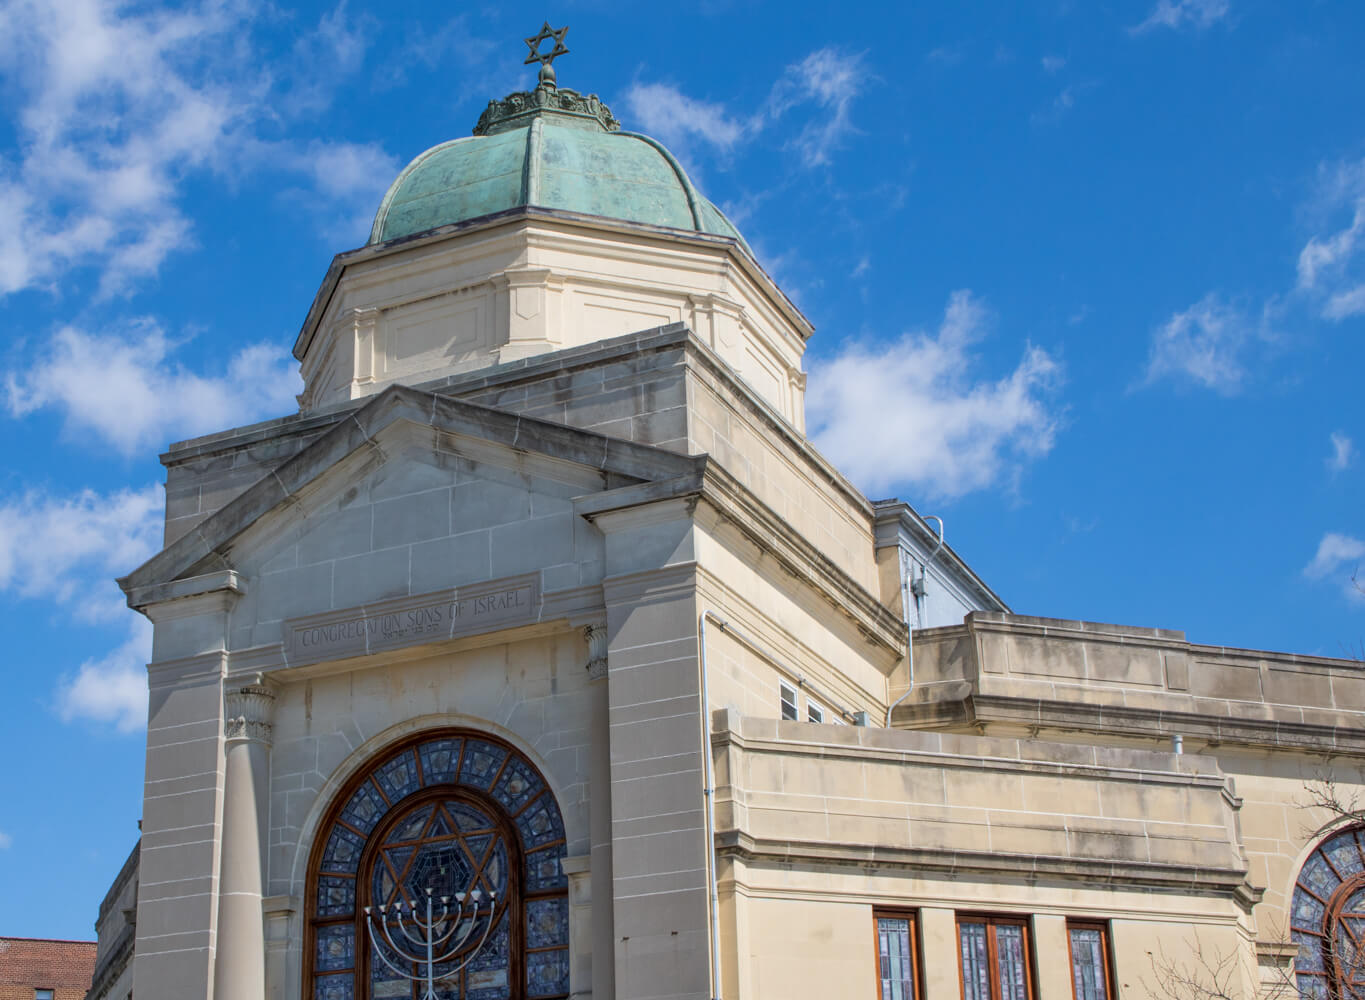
[119,383,699,606]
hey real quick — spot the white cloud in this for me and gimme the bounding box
[807,291,1063,500]
[1328,432,1356,473]
[0,482,161,622]
[0,830,10,849]
[1297,159,1365,320]
[0,0,392,297]
[1141,294,1259,393]
[1041,55,1067,74]
[768,48,869,167]
[1303,532,1365,602]
[6,318,302,455]
[1132,0,1231,33]
[57,618,151,732]
[624,83,750,154]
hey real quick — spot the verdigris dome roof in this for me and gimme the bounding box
[369,80,749,252]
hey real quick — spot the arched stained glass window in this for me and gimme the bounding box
[1292,825,1365,1000]
[307,731,571,1000]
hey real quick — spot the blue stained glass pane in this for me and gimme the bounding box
[316,875,355,917]
[419,738,463,785]
[1069,928,1107,1000]
[340,781,388,835]
[491,758,544,814]
[484,842,509,895]
[389,803,434,843]
[516,800,563,850]
[376,750,421,803]
[375,845,415,904]
[322,824,366,875]
[877,917,911,1000]
[960,923,990,1000]
[1293,930,1325,972]
[314,972,354,1000]
[995,925,1028,1000]
[448,801,496,833]
[525,844,567,891]
[406,840,474,901]
[316,924,355,972]
[1294,888,1326,927]
[459,740,509,789]
[467,909,512,1000]
[1300,973,1330,1000]
[1303,853,1338,896]
[527,897,569,949]
[1326,835,1365,877]
[527,947,570,998]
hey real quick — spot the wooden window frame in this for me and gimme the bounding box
[780,680,799,721]
[872,908,922,1000]
[955,913,1036,1000]
[1066,920,1116,1000]
[808,700,826,723]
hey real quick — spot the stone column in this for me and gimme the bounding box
[212,680,276,1000]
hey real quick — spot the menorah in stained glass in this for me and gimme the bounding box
[363,886,498,1000]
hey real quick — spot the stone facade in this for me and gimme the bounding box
[107,71,1365,1000]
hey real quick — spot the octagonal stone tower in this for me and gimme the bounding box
[294,72,812,430]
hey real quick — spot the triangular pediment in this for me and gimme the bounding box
[120,384,699,606]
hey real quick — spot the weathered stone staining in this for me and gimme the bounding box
[93,40,1365,1000]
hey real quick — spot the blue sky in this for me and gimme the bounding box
[1,0,1362,939]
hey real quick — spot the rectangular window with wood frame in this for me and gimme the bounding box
[779,680,799,720]
[874,909,920,1000]
[957,914,1034,1000]
[1067,920,1114,1000]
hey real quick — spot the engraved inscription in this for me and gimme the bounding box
[283,576,539,666]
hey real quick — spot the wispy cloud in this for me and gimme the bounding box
[0,482,161,622]
[5,319,302,455]
[1041,55,1067,74]
[1303,532,1365,602]
[807,291,1064,499]
[1131,0,1231,34]
[57,618,151,733]
[1298,159,1365,321]
[0,830,10,849]
[1140,294,1266,394]
[768,48,870,167]
[623,82,752,165]
[0,0,392,298]
[1328,431,1357,473]
[0,481,160,730]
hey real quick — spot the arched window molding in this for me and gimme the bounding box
[305,729,570,1000]
[1291,824,1365,1000]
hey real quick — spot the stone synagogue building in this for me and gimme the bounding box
[97,36,1365,1000]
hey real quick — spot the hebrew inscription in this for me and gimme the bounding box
[283,575,540,666]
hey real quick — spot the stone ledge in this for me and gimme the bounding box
[715,831,1260,908]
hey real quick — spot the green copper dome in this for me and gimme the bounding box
[369,81,749,252]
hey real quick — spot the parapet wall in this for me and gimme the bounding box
[899,611,1365,752]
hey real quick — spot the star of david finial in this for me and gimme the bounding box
[523,22,569,86]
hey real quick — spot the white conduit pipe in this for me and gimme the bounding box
[698,609,725,1000]
[699,608,880,998]
[885,516,945,728]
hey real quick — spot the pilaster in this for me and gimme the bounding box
[213,679,277,1000]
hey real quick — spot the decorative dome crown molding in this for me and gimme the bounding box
[473,83,620,137]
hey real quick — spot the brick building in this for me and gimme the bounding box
[0,937,95,1000]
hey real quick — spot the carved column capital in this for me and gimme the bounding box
[225,681,276,746]
[583,623,608,681]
